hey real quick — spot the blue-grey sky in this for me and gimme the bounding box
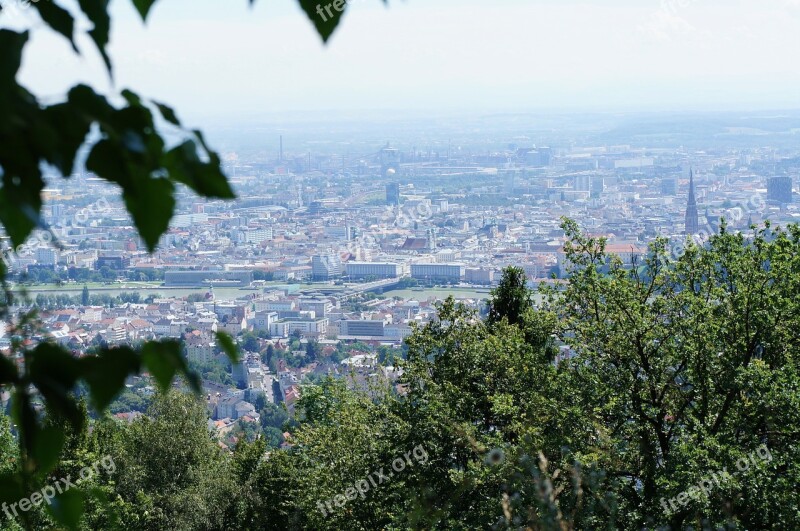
[8,0,800,119]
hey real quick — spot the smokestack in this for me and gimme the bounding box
[280,135,283,162]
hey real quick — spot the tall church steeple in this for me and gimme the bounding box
[685,169,699,235]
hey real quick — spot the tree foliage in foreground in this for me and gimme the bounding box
[264,220,800,530]
[3,220,795,529]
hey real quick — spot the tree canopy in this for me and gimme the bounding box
[3,220,800,529]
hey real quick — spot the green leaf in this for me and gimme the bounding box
[77,0,112,74]
[87,136,176,253]
[86,139,126,183]
[216,332,240,363]
[154,101,181,126]
[13,389,41,456]
[164,140,235,199]
[0,472,24,505]
[142,340,200,393]
[27,343,83,426]
[41,103,92,176]
[132,0,157,21]
[0,30,27,84]
[297,0,347,43]
[0,353,17,384]
[120,88,142,106]
[0,33,41,247]
[48,489,85,531]
[0,174,45,248]
[82,346,142,411]
[67,84,114,121]
[28,344,82,388]
[32,426,66,476]
[33,2,78,52]
[122,176,176,252]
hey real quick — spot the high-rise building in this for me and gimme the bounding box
[311,254,343,281]
[50,204,65,220]
[36,248,59,266]
[426,228,437,251]
[591,176,605,196]
[574,175,592,192]
[767,176,793,205]
[386,182,400,206]
[685,170,700,235]
[380,145,400,176]
[661,177,677,196]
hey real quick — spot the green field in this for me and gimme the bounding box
[382,287,547,305]
[383,287,492,301]
[11,283,298,301]
[13,283,540,304]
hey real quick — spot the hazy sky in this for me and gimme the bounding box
[8,0,800,119]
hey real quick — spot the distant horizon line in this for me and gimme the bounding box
[187,105,800,122]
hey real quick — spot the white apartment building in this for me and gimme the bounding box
[269,318,329,338]
[345,262,406,279]
[411,263,465,282]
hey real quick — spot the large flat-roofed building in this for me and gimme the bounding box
[36,248,59,266]
[767,176,793,205]
[345,262,405,279]
[233,227,273,244]
[311,254,342,281]
[164,270,253,287]
[298,297,333,318]
[96,255,129,270]
[269,317,328,338]
[338,319,385,337]
[253,311,278,332]
[465,267,494,285]
[411,263,465,282]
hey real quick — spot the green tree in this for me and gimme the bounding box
[241,332,260,353]
[263,343,276,367]
[487,265,532,327]
[395,298,568,529]
[260,402,288,431]
[81,285,90,306]
[533,218,800,529]
[257,220,800,530]
[305,339,320,363]
[108,390,150,414]
[112,392,238,530]
[253,378,410,530]
[0,412,21,529]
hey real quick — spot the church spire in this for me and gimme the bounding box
[685,169,699,235]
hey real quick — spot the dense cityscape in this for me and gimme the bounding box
[2,111,798,451]
[3,0,800,524]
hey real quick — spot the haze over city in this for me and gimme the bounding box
[12,0,800,118]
